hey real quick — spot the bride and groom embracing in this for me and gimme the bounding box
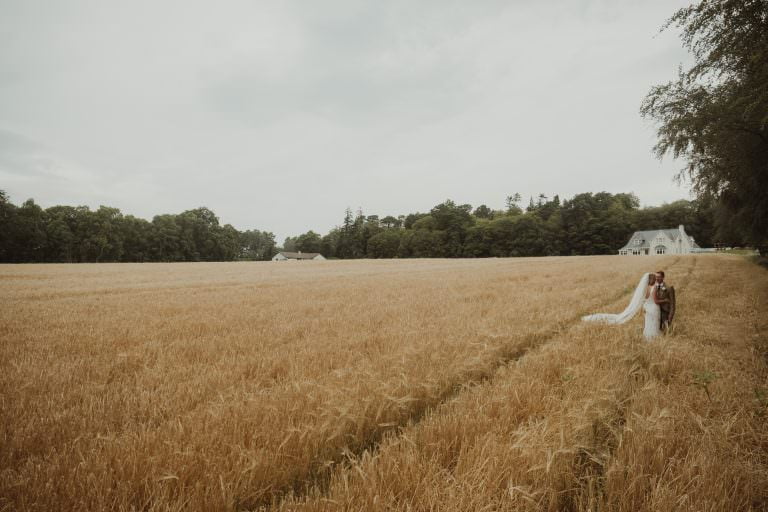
[583,270,676,341]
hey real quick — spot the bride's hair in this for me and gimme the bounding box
[647,273,656,285]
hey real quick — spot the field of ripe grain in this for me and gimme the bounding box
[1,255,767,511]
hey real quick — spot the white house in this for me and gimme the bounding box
[272,251,326,261]
[618,225,700,255]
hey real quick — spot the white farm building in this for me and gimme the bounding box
[272,251,326,261]
[618,225,700,255]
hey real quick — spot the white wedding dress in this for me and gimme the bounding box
[642,287,661,341]
[582,272,660,341]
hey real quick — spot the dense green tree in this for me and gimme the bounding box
[335,208,357,258]
[380,215,402,228]
[121,215,152,262]
[13,199,47,262]
[294,230,322,253]
[505,193,523,215]
[176,207,223,261]
[473,204,493,219]
[367,229,403,258]
[0,194,272,263]
[507,215,548,257]
[430,200,474,257]
[150,214,185,261]
[560,192,637,255]
[91,206,125,262]
[282,236,298,253]
[642,0,768,252]
[462,220,492,257]
[240,229,277,260]
[535,194,561,221]
[320,228,340,259]
[352,209,369,258]
[403,212,428,229]
[486,216,518,257]
[411,215,437,231]
[43,210,76,262]
[0,190,16,261]
[633,199,715,247]
[300,192,721,260]
[359,214,382,256]
[398,229,445,258]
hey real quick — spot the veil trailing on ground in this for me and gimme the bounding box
[582,272,650,325]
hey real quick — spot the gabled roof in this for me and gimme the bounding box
[619,227,694,250]
[276,251,322,259]
[631,229,682,240]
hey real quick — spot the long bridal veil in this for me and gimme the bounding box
[582,272,650,325]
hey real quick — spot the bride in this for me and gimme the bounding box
[582,273,661,341]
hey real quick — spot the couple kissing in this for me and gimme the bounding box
[583,269,676,341]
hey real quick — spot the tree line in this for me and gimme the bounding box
[284,192,725,259]
[1,189,729,263]
[0,190,276,263]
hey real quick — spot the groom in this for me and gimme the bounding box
[655,271,676,333]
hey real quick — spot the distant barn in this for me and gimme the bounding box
[272,251,326,261]
[618,225,700,255]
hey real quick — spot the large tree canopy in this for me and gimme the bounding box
[641,0,768,251]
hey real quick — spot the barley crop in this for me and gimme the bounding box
[1,255,766,511]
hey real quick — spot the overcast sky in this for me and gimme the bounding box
[0,0,693,241]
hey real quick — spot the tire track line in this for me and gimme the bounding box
[263,258,692,509]
[560,256,699,509]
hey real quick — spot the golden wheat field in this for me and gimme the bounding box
[1,255,767,511]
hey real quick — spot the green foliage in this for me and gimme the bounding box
[366,229,403,258]
[320,228,340,259]
[399,229,445,258]
[403,212,428,230]
[0,189,721,262]
[429,200,474,258]
[560,192,637,255]
[238,229,276,261]
[314,191,717,259]
[0,191,274,263]
[642,0,768,253]
[380,215,402,228]
[411,215,436,231]
[294,231,322,253]
[473,204,493,219]
[505,193,523,215]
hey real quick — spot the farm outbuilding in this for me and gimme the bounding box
[272,251,326,261]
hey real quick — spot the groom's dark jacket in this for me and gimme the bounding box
[656,283,676,324]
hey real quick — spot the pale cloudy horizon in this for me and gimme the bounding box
[0,0,693,241]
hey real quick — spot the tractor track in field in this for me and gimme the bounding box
[255,257,696,510]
